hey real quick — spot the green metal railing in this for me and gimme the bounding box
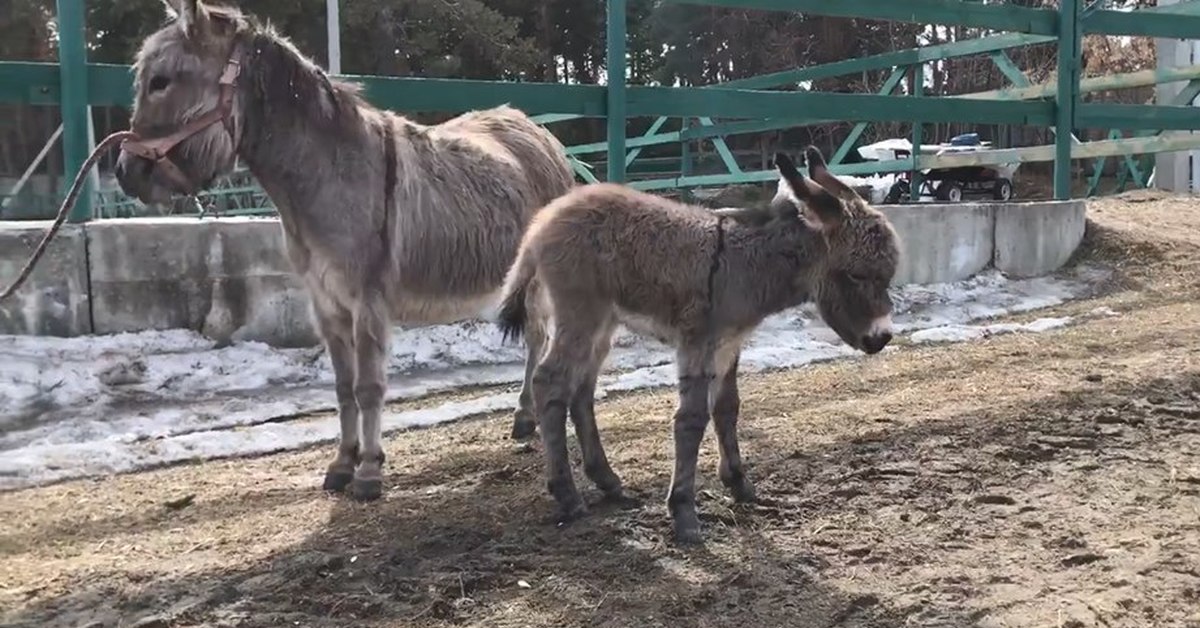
[3,0,1200,221]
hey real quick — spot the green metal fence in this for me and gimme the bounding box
[3,0,1200,222]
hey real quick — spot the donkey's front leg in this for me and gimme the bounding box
[316,305,359,492]
[711,343,755,504]
[350,296,391,501]
[667,343,715,544]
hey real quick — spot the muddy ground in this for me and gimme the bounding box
[2,192,1200,628]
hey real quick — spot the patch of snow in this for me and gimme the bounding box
[909,317,1073,344]
[0,266,1109,490]
[837,174,896,205]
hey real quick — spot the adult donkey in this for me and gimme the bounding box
[115,0,574,500]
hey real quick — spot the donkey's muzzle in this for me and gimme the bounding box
[861,331,893,355]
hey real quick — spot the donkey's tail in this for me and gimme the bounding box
[497,245,537,344]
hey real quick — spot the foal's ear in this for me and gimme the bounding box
[803,145,862,202]
[163,0,209,38]
[775,151,845,230]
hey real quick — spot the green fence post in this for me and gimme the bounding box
[680,118,693,201]
[56,0,92,222]
[909,64,924,202]
[1054,0,1081,200]
[606,0,627,184]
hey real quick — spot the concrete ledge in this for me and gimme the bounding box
[0,221,91,336]
[86,217,318,347]
[0,198,1090,347]
[993,200,1088,278]
[881,203,996,286]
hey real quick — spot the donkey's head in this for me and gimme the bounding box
[776,147,901,355]
[115,0,246,204]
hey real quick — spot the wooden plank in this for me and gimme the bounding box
[606,0,628,183]
[963,65,1200,102]
[56,0,92,222]
[659,0,1058,35]
[1078,103,1200,131]
[917,132,1200,170]
[1054,0,1081,199]
[1085,9,1200,38]
[720,32,1055,91]
[698,117,744,174]
[631,133,1200,191]
[830,66,906,165]
[625,86,1055,125]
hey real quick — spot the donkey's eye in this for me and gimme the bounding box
[148,75,171,93]
[847,272,871,283]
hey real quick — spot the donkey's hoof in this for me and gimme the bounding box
[673,522,705,545]
[322,469,355,493]
[350,477,383,502]
[510,419,537,440]
[554,501,589,526]
[729,480,758,504]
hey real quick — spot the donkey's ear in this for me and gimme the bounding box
[163,0,208,37]
[803,145,862,202]
[775,151,845,230]
[774,152,824,200]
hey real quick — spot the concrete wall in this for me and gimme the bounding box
[87,217,319,347]
[0,198,1088,347]
[0,221,92,336]
[881,199,1087,285]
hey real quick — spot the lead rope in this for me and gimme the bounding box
[0,131,140,301]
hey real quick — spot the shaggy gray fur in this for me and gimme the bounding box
[496,147,900,543]
[116,0,574,500]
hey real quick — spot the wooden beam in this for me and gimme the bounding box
[916,132,1200,170]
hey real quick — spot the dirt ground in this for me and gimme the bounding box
[2,191,1200,628]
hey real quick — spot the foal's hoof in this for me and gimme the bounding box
[601,490,644,511]
[350,477,383,502]
[510,419,537,440]
[322,469,355,493]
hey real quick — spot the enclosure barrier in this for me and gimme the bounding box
[2,0,1200,222]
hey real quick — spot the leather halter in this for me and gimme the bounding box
[120,43,244,192]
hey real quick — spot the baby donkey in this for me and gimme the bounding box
[497,146,901,543]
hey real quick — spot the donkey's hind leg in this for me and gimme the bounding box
[511,283,548,440]
[314,297,360,493]
[531,301,606,523]
[570,318,623,498]
[349,294,392,502]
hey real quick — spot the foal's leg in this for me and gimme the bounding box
[710,339,755,503]
[570,319,622,498]
[512,284,547,440]
[668,341,716,544]
[531,301,603,522]
[350,295,392,501]
[315,300,360,492]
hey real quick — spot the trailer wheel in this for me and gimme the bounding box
[935,181,963,202]
[993,178,1014,201]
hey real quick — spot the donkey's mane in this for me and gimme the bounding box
[231,9,370,129]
